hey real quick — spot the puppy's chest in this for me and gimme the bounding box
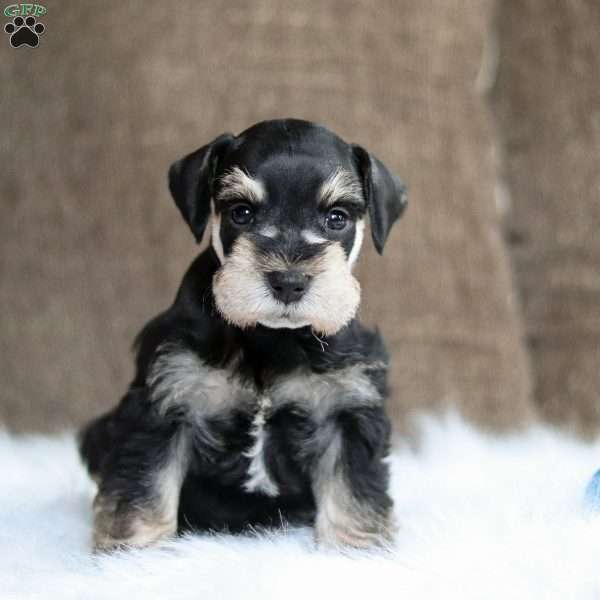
[149,347,382,495]
[150,346,381,421]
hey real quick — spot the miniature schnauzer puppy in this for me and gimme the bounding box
[79,118,407,551]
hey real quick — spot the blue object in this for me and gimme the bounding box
[584,469,600,511]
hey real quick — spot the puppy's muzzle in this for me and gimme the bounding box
[266,270,312,304]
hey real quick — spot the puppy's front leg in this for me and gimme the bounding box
[92,422,189,552]
[312,407,395,549]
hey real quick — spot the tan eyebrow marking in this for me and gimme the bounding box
[259,226,280,239]
[217,167,266,204]
[319,168,363,207]
[301,230,328,244]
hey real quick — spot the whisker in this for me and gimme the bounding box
[311,329,329,351]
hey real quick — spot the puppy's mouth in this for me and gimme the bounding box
[212,236,361,336]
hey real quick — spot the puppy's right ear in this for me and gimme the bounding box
[168,133,235,242]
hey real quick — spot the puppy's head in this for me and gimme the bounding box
[168,119,407,336]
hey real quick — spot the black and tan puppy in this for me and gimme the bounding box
[80,118,407,551]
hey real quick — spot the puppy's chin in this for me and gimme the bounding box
[212,236,361,336]
[257,316,312,330]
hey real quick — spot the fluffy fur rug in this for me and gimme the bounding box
[1,414,600,599]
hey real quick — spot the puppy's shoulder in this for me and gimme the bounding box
[132,249,228,385]
[311,319,389,370]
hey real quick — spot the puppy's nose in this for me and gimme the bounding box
[266,270,311,304]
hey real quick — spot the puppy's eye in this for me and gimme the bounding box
[230,203,255,225]
[325,208,349,231]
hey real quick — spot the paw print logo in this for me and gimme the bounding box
[4,15,45,48]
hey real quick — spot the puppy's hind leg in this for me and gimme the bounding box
[79,411,117,484]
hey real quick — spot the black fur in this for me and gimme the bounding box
[79,119,407,547]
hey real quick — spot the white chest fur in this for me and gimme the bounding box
[243,393,279,496]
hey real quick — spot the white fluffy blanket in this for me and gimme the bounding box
[2,415,600,600]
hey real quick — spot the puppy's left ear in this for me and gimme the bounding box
[168,133,235,242]
[352,145,408,254]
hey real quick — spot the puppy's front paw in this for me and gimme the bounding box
[315,502,396,550]
[92,493,177,552]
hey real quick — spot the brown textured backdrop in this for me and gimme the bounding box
[0,1,596,436]
[491,0,600,438]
